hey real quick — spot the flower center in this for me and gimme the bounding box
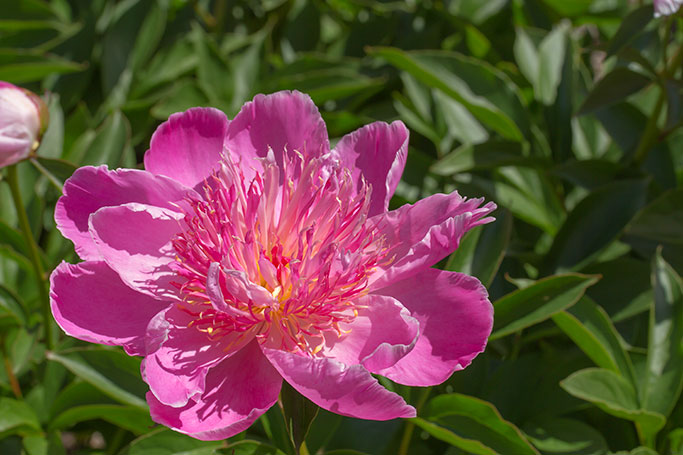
[171,151,390,355]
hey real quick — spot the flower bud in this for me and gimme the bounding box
[654,0,683,17]
[0,81,48,168]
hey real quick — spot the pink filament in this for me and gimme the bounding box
[171,150,390,355]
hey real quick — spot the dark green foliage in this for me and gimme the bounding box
[1,1,682,454]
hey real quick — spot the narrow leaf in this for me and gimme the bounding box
[641,252,683,418]
[491,274,599,340]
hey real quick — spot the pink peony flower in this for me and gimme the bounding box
[0,81,48,168]
[50,91,496,440]
[654,0,683,16]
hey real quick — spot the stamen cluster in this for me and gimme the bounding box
[171,151,391,354]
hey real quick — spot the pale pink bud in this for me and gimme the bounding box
[654,0,683,17]
[0,81,48,168]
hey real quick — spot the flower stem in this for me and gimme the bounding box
[6,164,54,351]
[633,34,683,165]
[1,337,22,399]
[398,387,432,455]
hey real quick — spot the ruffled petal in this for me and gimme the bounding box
[89,203,184,300]
[144,107,229,188]
[225,90,329,171]
[147,340,281,441]
[262,348,415,420]
[142,306,254,407]
[50,261,169,356]
[371,192,496,288]
[372,268,493,386]
[332,121,408,217]
[55,166,194,261]
[322,294,419,372]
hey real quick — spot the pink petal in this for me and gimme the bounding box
[147,340,281,441]
[206,263,276,315]
[55,166,194,261]
[262,348,416,420]
[322,294,419,372]
[225,91,329,171]
[372,192,496,288]
[89,203,184,300]
[372,268,493,386]
[142,306,254,408]
[142,305,253,407]
[143,107,229,188]
[50,261,169,356]
[332,121,408,217]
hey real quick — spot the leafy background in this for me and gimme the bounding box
[1,0,682,454]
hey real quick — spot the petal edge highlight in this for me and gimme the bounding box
[263,347,416,420]
[50,261,169,356]
[373,268,493,386]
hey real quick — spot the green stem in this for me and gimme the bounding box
[632,87,666,166]
[398,387,433,455]
[6,165,54,351]
[633,39,683,165]
[1,337,22,399]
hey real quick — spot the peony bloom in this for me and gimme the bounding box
[654,0,683,16]
[0,81,48,168]
[50,91,496,440]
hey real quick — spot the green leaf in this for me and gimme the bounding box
[552,297,635,381]
[491,274,599,340]
[324,451,371,455]
[447,0,507,24]
[605,6,654,57]
[218,441,286,455]
[514,27,539,91]
[151,80,210,120]
[119,428,223,455]
[47,349,147,408]
[0,398,41,437]
[369,47,528,141]
[523,418,608,455]
[36,93,64,159]
[423,394,539,455]
[80,111,130,167]
[560,368,666,436]
[0,283,28,327]
[433,88,489,145]
[668,429,683,455]
[537,22,568,105]
[623,188,683,274]
[640,252,683,418]
[540,0,592,16]
[128,0,167,74]
[411,418,497,455]
[577,68,652,115]
[583,257,652,322]
[30,157,76,189]
[431,141,544,176]
[543,179,649,273]
[192,25,233,113]
[447,209,512,288]
[551,159,619,190]
[49,404,154,434]
[0,57,84,84]
[610,447,659,455]
[279,381,319,453]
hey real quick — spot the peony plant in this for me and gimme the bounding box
[50,91,496,440]
[0,81,48,168]
[654,0,683,16]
